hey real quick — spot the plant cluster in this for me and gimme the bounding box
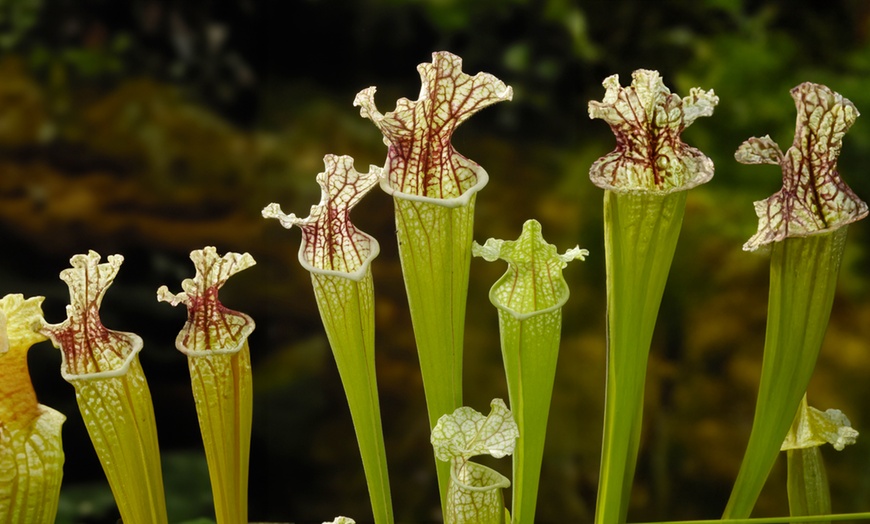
[1,50,868,524]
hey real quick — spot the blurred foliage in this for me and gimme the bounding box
[2,0,870,523]
[0,0,42,50]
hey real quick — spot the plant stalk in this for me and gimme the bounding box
[596,190,687,524]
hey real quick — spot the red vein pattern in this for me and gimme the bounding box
[737,83,868,251]
[262,154,380,275]
[157,247,255,354]
[41,251,141,378]
[588,69,718,192]
[354,51,513,199]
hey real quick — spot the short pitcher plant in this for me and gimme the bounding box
[431,399,518,524]
[473,219,587,524]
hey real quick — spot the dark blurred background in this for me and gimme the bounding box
[2,0,870,522]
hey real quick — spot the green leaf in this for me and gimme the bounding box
[41,252,167,524]
[726,82,866,519]
[724,229,848,519]
[788,446,831,522]
[158,248,257,524]
[595,190,688,524]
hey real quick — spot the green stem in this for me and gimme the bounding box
[500,307,561,524]
[71,358,168,524]
[312,270,393,524]
[393,192,476,502]
[724,229,847,519]
[187,343,253,524]
[597,190,687,524]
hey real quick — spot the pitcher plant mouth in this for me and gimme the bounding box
[588,69,718,194]
[40,251,168,524]
[736,82,868,252]
[158,247,256,524]
[262,154,382,279]
[354,51,512,201]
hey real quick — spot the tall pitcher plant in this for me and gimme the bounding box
[158,247,257,524]
[724,82,868,519]
[264,155,393,524]
[588,70,718,524]
[41,252,168,524]
[354,51,513,501]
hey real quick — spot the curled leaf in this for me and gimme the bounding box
[262,154,380,279]
[157,247,256,355]
[473,219,587,317]
[354,51,513,200]
[588,69,718,192]
[738,82,868,251]
[782,403,859,452]
[41,251,142,380]
[431,398,519,462]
